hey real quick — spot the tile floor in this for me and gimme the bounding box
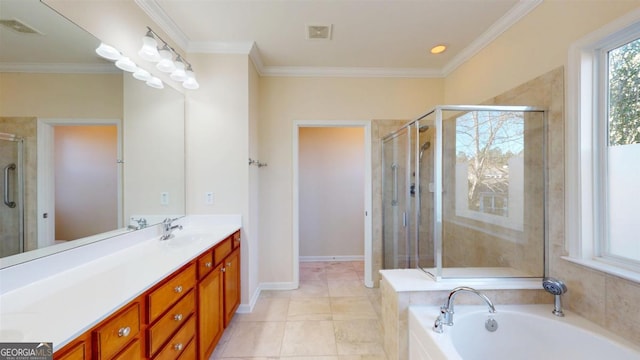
[210,261,387,360]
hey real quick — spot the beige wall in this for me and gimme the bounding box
[123,75,185,221]
[185,53,253,304]
[258,77,444,284]
[0,73,122,118]
[299,127,365,258]
[444,0,640,345]
[444,0,640,104]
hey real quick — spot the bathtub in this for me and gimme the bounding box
[409,304,640,360]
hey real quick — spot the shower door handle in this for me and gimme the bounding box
[391,164,398,206]
[4,163,17,208]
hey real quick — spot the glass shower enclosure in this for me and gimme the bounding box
[0,132,25,257]
[382,105,547,280]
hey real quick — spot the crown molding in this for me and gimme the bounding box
[134,0,190,51]
[0,63,119,74]
[442,0,542,76]
[260,66,443,78]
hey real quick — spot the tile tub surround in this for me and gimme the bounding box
[380,269,549,360]
[0,215,241,351]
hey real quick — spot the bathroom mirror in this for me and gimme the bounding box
[0,0,185,267]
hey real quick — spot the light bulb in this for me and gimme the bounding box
[133,68,151,81]
[146,76,164,89]
[170,58,187,82]
[96,43,121,61]
[182,69,199,90]
[139,31,160,62]
[156,45,176,73]
[115,57,137,72]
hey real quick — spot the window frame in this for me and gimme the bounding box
[566,9,640,281]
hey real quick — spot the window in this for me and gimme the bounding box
[567,11,640,280]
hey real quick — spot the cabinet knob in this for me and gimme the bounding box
[227,262,232,268]
[174,285,183,293]
[118,326,131,337]
[221,267,226,273]
[174,313,183,321]
[205,261,212,268]
[173,343,183,351]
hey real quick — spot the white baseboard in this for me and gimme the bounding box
[237,281,298,313]
[300,255,364,262]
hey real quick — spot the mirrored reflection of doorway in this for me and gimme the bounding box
[38,119,122,246]
[0,133,24,257]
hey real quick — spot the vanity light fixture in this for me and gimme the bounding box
[95,42,164,90]
[115,57,138,72]
[182,64,199,90]
[138,27,199,90]
[146,76,164,89]
[133,68,152,81]
[430,44,447,54]
[170,56,188,82]
[95,43,121,61]
[138,29,161,62]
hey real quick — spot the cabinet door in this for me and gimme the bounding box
[223,247,240,326]
[198,263,224,360]
[55,341,86,360]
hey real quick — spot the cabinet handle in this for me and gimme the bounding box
[173,343,183,351]
[205,261,212,268]
[174,313,183,321]
[118,326,131,337]
[174,285,183,293]
[221,267,226,273]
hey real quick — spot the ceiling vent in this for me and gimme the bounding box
[0,19,41,34]
[306,24,332,40]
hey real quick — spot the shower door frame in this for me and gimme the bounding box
[1,135,25,256]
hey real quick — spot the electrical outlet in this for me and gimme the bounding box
[205,192,214,205]
[160,192,169,205]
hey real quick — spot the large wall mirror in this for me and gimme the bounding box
[0,0,185,268]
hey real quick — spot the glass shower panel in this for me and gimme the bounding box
[382,127,410,269]
[439,108,546,278]
[416,119,436,269]
[0,135,24,257]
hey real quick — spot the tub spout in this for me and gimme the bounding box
[433,286,496,333]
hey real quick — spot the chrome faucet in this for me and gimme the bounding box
[543,277,568,317]
[160,218,183,240]
[132,217,147,229]
[433,286,496,333]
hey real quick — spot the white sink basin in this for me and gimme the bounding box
[159,233,212,248]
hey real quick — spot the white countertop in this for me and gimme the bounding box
[0,215,241,351]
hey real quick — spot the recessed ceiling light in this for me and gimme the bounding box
[430,45,447,54]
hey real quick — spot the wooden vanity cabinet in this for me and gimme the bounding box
[53,230,241,360]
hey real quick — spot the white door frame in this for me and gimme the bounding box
[293,120,373,288]
[37,118,123,247]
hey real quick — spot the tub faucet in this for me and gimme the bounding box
[433,286,496,333]
[161,218,183,240]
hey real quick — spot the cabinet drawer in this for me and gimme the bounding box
[152,316,196,360]
[213,237,232,265]
[176,338,195,360]
[55,341,86,360]
[112,339,141,360]
[232,231,241,249]
[148,290,195,356]
[197,251,214,280]
[148,264,196,322]
[93,303,140,360]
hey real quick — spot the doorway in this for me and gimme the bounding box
[37,119,122,246]
[293,121,373,288]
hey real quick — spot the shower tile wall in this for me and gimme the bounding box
[0,117,37,252]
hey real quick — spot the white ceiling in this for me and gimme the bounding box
[139,0,541,77]
[0,0,541,77]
